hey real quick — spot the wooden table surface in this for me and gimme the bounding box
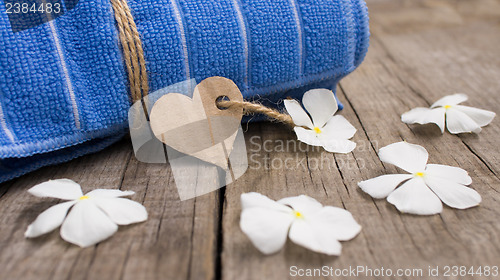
[1,0,500,279]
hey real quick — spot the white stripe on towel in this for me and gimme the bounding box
[289,0,303,75]
[232,0,249,87]
[170,0,191,81]
[48,20,81,130]
[0,102,15,142]
[341,0,356,71]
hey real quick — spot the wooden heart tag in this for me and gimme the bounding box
[149,77,243,169]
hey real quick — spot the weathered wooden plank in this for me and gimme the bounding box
[113,159,220,280]
[221,92,500,279]
[339,38,500,264]
[0,139,220,280]
[220,1,500,279]
[0,140,132,280]
[368,0,500,176]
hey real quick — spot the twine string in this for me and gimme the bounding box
[217,100,294,127]
[110,0,149,102]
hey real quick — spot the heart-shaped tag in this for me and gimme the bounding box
[149,77,243,169]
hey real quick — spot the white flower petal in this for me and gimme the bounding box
[425,164,472,185]
[307,206,362,241]
[293,127,322,146]
[321,115,357,139]
[240,207,294,255]
[401,107,445,133]
[424,175,481,209]
[387,178,443,215]
[278,195,323,216]
[288,219,342,255]
[446,108,482,134]
[454,105,495,127]
[379,142,428,174]
[319,139,356,153]
[240,193,294,255]
[302,89,338,128]
[92,198,148,225]
[241,192,293,212]
[28,179,83,200]
[358,174,413,199]
[431,93,468,108]
[284,99,314,129]
[86,189,135,198]
[25,201,76,238]
[60,200,118,247]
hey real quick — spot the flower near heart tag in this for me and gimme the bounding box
[149,77,244,169]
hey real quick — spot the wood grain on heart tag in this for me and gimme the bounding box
[149,77,243,169]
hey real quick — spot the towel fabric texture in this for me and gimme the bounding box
[0,0,369,182]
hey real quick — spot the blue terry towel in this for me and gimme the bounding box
[0,0,369,182]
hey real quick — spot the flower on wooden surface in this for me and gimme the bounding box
[239,192,361,255]
[402,93,495,134]
[284,89,357,153]
[358,142,481,215]
[25,179,147,247]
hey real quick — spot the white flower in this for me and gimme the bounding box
[25,179,148,247]
[402,93,495,134]
[358,142,481,215]
[284,89,357,153]
[239,192,361,255]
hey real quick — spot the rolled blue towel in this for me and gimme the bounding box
[0,0,369,182]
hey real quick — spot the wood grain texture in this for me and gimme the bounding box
[0,141,220,280]
[1,0,499,279]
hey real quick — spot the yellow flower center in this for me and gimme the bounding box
[414,172,425,177]
[313,127,322,134]
[79,195,90,200]
[444,105,451,109]
[294,211,303,218]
